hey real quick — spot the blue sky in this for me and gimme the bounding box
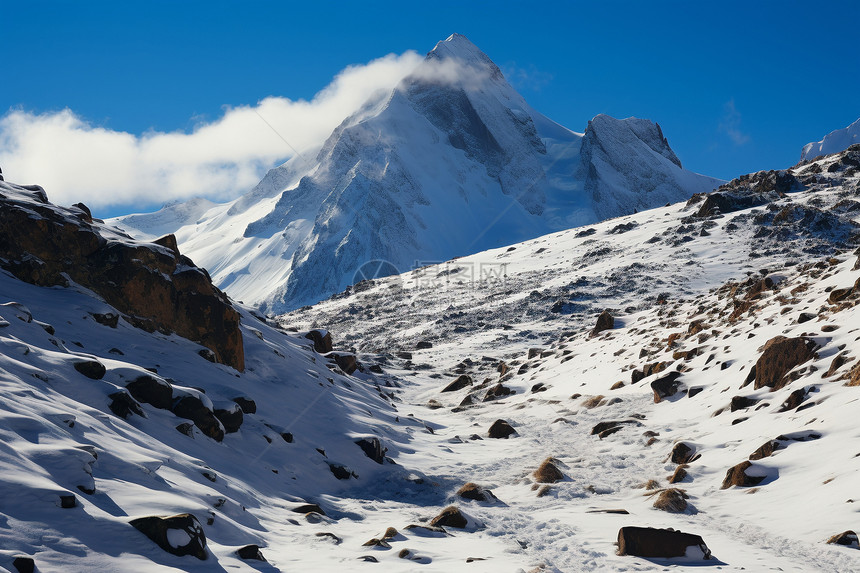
[2,0,859,217]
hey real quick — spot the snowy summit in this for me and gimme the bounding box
[114,34,720,313]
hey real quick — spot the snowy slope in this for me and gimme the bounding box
[801,118,860,160]
[113,34,720,313]
[277,147,860,570]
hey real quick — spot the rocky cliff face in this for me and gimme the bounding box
[0,179,244,370]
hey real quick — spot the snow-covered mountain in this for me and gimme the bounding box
[801,117,860,160]
[3,145,859,571]
[114,34,720,313]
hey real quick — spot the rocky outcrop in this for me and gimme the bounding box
[487,419,516,438]
[721,461,766,489]
[617,526,711,559]
[430,506,468,529]
[0,183,244,370]
[591,310,614,337]
[754,336,817,391]
[130,513,207,560]
[456,482,498,502]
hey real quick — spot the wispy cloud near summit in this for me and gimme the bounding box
[0,52,423,215]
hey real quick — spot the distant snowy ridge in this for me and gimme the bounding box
[114,33,721,313]
[801,117,860,160]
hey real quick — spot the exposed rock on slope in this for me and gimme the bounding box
[0,179,244,370]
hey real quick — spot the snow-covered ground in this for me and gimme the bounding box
[2,148,859,571]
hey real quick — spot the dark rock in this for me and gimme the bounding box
[126,375,173,410]
[12,557,35,573]
[362,538,391,548]
[92,312,119,328]
[328,352,357,374]
[369,364,383,374]
[670,442,699,464]
[236,544,266,561]
[214,405,243,433]
[668,465,688,484]
[441,375,472,392]
[73,359,106,380]
[0,193,245,369]
[687,387,703,398]
[778,387,810,412]
[754,336,817,391]
[416,341,433,350]
[487,419,516,439]
[305,329,333,353]
[749,440,783,460]
[60,494,77,508]
[281,432,294,443]
[430,506,467,529]
[730,395,758,411]
[483,383,514,401]
[798,312,816,324]
[456,482,498,502]
[328,463,356,480]
[721,461,766,488]
[617,526,711,559]
[176,422,195,437]
[108,391,144,419]
[355,437,387,464]
[533,457,564,483]
[651,371,683,403]
[591,310,614,337]
[590,420,638,436]
[198,348,216,363]
[292,503,326,516]
[172,396,224,442]
[232,396,257,414]
[130,513,207,560]
[826,530,858,548]
[631,361,667,384]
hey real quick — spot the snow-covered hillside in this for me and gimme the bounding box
[114,34,720,313]
[278,145,860,570]
[802,117,860,160]
[2,145,859,572]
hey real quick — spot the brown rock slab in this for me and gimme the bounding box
[617,526,711,559]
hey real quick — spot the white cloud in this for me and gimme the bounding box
[718,99,750,146]
[0,51,423,213]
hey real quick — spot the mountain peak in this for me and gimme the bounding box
[428,33,494,65]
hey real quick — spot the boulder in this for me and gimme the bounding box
[533,457,564,483]
[130,513,207,560]
[214,404,243,433]
[232,396,257,414]
[292,503,326,516]
[126,375,173,410]
[778,387,809,412]
[441,375,472,392]
[754,336,817,391]
[670,442,699,465]
[668,465,688,484]
[108,391,144,419]
[236,544,267,561]
[429,506,467,529]
[11,557,35,573]
[73,359,106,380]
[631,361,667,384]
[591,310,614,336]
[456,482,498,502]
[487,419,516,439]
[749,440,783,460]
[720,461,766,489]
[617,526,711,559]
[355,437,387,464]
[651,371,683,403]
[328,352,358,374]
[730,395,758,411]
[483,383,514,401]
[305,329,333,353]
[172,396,224,442]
